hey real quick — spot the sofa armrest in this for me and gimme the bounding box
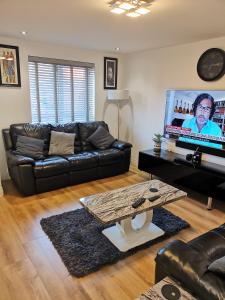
[112,140,132,150]
[155,240,225,300]
[6,150,34,167]
[155,240,208,281]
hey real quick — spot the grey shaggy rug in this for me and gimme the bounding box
[40,207,189,277]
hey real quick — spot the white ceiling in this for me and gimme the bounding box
[1,0,225,53]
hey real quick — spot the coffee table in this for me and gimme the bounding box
[80,180,187,252]
[135,276,197,299]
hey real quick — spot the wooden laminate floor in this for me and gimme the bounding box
[1,167,225,300]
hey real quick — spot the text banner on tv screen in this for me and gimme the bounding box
[164,90,225,150]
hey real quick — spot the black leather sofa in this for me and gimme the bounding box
[2,121,132,196]
[155,224,225,300]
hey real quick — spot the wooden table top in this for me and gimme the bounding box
[80,180,187,224]
[135,276,197,299]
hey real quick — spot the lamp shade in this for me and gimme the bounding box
[107,90,129,101]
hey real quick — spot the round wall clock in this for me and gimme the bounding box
[197,48,225,81]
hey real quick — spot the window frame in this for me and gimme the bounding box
[28,56,95,124]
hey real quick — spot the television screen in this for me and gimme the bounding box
[164,90,225,151]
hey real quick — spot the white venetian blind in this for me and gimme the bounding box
[28,56,95,123]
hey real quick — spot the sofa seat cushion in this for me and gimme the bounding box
[34,156,69,178]
[92,149,124,166]
[63,152,98,171]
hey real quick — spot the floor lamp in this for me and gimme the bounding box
[107,90,129,140]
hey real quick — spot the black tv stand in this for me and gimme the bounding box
[138,149,225,209]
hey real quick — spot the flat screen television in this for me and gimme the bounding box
[164,90,225,158]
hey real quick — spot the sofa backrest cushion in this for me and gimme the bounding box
[15,135,45,160]
[48,131,75,155]
[8,121,110,153]
[79,121,109,151]
[208,256,225,277]
[51,123,81,153]
[87,125,115,150]
[10,123,51,153]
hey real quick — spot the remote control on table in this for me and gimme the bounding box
[148,195,161,202]
[132,197,146,208]
[149,188,158,193]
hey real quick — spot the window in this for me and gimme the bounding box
[28,56,95,123]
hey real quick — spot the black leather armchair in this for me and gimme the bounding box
[2,121,132,196]
[155,224,225,300]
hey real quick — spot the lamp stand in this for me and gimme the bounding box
[107,90,129,140]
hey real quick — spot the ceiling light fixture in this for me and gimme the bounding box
[119,2,136,10]
[126,11,140,17]
[111,7,125,14]
[108,0,154,17]
[21,31,28,35]
[135,7,150,14]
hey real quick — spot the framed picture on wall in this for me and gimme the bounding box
[0,44,21,87]
[104,57,118,89]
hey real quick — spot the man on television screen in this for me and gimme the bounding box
[180,93,222,149]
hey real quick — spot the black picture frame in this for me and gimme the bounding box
[104,57,118,89]
[0,44,21,87]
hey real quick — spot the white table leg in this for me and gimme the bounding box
[102,211,165,252]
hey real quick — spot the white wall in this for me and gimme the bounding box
[124,36,225,167]
[0,36,125,180]
[2,34,225,181]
